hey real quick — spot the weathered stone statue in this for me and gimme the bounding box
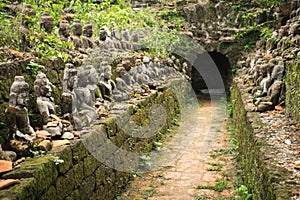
[39,12,54,34]
[71,19,83,49]
[73,66,98,127]
[113,66,131,102]
[59,20,70,41]
[34,71,62,137]
[34,71,56,124]
[82,22,94,48]
[19,5,35,51]
[5,76,36,145]
[61,63,78,116]
[99,63,116,100]
[99,26,109,41]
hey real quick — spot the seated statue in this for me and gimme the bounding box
[39,12,54,34]
[59,20,70,41]
[99,63,116,101]
[61,63,78,116]
[19,5,35,51]
[82,22,94,49]
[73,66,99,127]
[71,19,83,49]
[34,71,62,137]
[112,66,131,102]
[5,76,36,152]
[34,71,56,124]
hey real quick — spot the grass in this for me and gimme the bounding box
[210,153,217,159]
[197,179,228,192]
[214,148,232,155]
[207,163,224,171]
[193,194,205,200]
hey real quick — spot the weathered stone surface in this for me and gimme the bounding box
[53,145,73,174]
[55,169,75,199]
[65,189,80,200]
[0,178,35,200]
[73,161,84,187]
[72,141,89,164]
[232,81,300,199]
[40,185,57,200]
[0,79,180,200]
[78,175,96,199]
[37,140,52,152]
[83,155,99,177]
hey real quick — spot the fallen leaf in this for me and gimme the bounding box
[275,105,283,111]
[0,160,12,173]
[9,49,24,58]
[0,179,20,189]
[71,131,80,137]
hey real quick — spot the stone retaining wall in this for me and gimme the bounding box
[231,82,299,200]
[285,60,300,122]
[0,85,180,200]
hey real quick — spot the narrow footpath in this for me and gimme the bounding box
[120,95,236,200]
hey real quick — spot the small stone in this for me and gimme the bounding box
[285,139,291,145]
[0,179,20,189]
[38,140,52,152]
[52,140,70,148]
[143,56,150,63]
[36,130,51,139]
[61,132,74,140]
[0,160,12,173]
[47,121,59,127]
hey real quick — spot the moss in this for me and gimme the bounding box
[55,146,73,174]
[285,61,300,121]
[83,155,100,177]
[72,141,89,164]
[73,161,84,187]
[55,169,75,199]
[231,82,296,199]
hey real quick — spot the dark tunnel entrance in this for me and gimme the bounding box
[191,51,231,95]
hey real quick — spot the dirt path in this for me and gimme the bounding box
[120,96,235,200]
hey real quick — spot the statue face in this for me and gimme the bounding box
[40,84,52,97]
[16,91,29,107]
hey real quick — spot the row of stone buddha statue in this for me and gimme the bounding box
[19,4,145,53]
[20,5,94,51]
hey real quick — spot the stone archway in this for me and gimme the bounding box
[191,51,231,94]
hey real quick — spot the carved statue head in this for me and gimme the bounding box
[72,19,82,37]
[9,76,30,108]
[39,12,54,34]
[83,22,93,38]
[34,71,51,97]
[99,27,109,41]
[59,20,70,39]
[21,4,36,27]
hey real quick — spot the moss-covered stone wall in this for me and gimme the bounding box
[0,85,180,200]
[231,82,299,200]
[285,60,300,122]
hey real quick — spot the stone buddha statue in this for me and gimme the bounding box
[5,76,36,146]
